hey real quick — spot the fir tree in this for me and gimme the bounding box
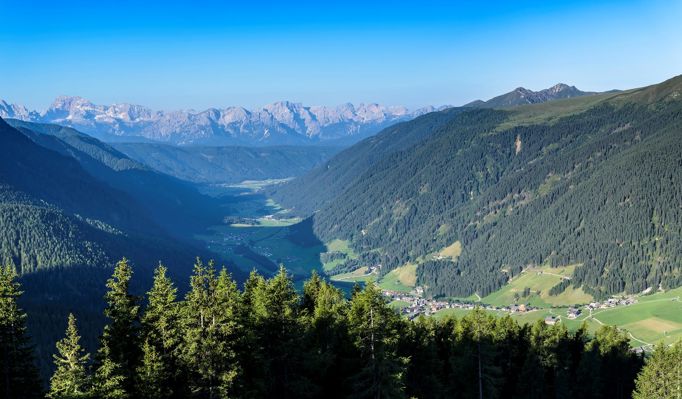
[0,265,41,399]
[48,314,91,399]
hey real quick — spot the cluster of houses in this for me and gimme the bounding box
[382,285,639,323]
[544,307,582,325]
[544,297,638,325]
[587,296,637,309]
[381,288,539,319]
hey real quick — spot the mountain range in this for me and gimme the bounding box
[0,83,600,146]
[0,97,447,146]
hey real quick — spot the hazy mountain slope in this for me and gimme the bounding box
[1,96,443,145]
[0,116,238,376]
[466,83,597,108]
[113,142,340,183]
[278,75,682,299]
[6,120,223,237]
[0,116,212,270]
[0,118,157,236]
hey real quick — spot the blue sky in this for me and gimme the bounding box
[1,0,680,110]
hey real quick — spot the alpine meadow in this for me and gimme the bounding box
[1,1,682,398]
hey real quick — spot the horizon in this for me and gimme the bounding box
[2,0,681,110]
[0,80,621,113]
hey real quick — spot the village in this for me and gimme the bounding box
[382,286,639,323]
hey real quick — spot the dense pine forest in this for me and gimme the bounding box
[273,75,682,300]
[1,260,680,399]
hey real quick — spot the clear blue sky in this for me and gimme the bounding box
[1,0,680,111]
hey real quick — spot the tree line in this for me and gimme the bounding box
[1,261,680,399]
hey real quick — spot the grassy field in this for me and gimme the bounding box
[434,286,682,349]
[195,179,327,279]
[389,300,411,310]
[197,223,324,277]
[231,216,302,228]
[438,240,463,260]
[330,266,376,283]
[585,287,682,346]
[481,264,592,307]
[322,239,360,271]
[227,178,293,191]
[378,263,417,292]
[496,90,628,130]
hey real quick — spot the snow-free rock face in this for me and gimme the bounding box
[465,83,597,109]
[1,96,445,145]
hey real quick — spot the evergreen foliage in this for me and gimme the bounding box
[47,314,91,399]
[633,342,682,399]
[0,265,42,398]
[25,259,668,398]
[97,258,141,395]
[274,76,682,299]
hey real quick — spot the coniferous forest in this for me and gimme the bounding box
[2,259,680,399]
[273,76,682,300]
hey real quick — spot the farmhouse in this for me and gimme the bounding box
[567,307,581,319]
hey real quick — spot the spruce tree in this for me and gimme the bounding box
[251,266,309,398]
[48,313,91,399]
[304,278,352,398]
[97,258,141,396]
[92,342,127,399]
[0,265,41,399]
[139,264,181,397]
[237,269,268,397]
[136,339,169,399]
[181,259,241,398]
[301,269,322,314]
[347,283,407,399]
[633,341,682,399]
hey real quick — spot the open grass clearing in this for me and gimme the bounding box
[330,267,377,283]
[438,241,463,260]
[482,264,590,307]
[378,263,417,292]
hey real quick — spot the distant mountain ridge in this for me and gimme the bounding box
[0,96,448,146]
[466,83,598,108]
[2,83,598,146]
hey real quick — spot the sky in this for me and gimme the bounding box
[1,0,681,111]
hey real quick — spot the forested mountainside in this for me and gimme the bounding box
[112,142,340,183]
[273,75,682,300]
[0,117,230,376]
[271,107,469,214]
[6,119,222,237]
[4,260,657,399]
